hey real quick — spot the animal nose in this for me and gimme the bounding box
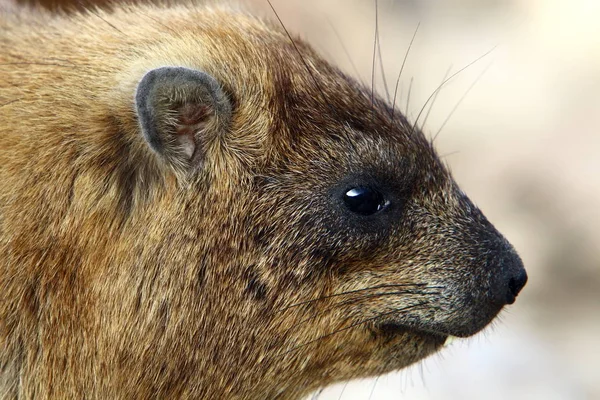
[506,267,527,304]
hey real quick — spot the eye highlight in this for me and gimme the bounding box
[343,187,390,216]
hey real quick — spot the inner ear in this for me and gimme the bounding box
[134,66,231,171]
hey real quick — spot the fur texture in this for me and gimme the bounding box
[0,3,527,399]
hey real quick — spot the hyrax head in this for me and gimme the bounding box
[116,8,527,397]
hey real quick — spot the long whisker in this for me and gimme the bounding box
[325,16,361,80]
[337,381,349,400]
[368,376,380,400]
[279,288,443,336]
[274,302,428,359]
[433,60,492,143]
[405,76,414,115]
[419,65,452,132]
[80,2,125,35]
[412,46,496,134]
[266,0,329,109]
[391,23,420,122]
[377,26,391,104]
[440,150,460,159]
[374,0,391,104]
[266,0,360,156]
[310,388,324,400]
[278,283,429,312]
[371,0,379,112]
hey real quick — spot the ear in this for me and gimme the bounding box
[134,66,231,171]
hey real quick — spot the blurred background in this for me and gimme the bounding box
[4,0,598,398]
[243,0,600,399]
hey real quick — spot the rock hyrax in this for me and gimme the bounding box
[0,3,527,399]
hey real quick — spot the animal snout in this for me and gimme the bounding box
[505,262,527,304]
[493,246,527,306]
[477,230,528,307]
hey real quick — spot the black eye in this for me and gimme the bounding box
[343,187,389,216]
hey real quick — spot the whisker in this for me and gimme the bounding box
[411,46,497,134]
[274,302,427,359]
[310,388,324,399]
[368,376,380,400]
[370,0,379,112]
[376,10,391,103]
[82,2,125,35]
[406,76,414,115]
[278,283,429,312]
[266,0,361,156]
[391,22,420,123]
[267,0,328,109]
[337,381,349,400]
[440,150,460,159]
[433,60,493,142]
[325,16,361,80]
[278,288,443,336]
[397,82,404,116]
[420,65,452,132]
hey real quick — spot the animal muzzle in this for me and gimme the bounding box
[483,234,528,308]
[503,253,528,304]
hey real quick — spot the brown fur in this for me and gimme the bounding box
[0,3,526,399]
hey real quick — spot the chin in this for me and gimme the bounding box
[366,326,450,373]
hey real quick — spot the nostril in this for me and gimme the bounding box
[506,269,528,304]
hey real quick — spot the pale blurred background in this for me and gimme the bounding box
[245,0,600,399]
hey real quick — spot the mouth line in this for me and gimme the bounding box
[376,322,459,348]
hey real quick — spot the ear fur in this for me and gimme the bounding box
[134,66,231,172]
